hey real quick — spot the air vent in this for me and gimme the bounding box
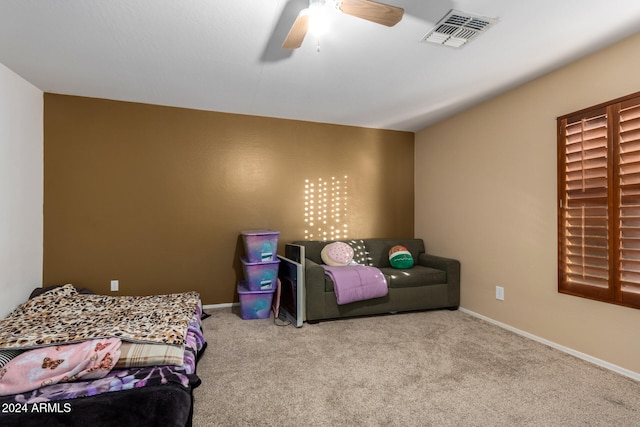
[420,10,498,48]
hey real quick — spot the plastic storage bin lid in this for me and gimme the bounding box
[240,229,280,236]
[241,257,280,266]
[237,281,276,294]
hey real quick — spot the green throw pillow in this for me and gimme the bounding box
[389,245,414,269]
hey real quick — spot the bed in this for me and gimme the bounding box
[0,284,207,427]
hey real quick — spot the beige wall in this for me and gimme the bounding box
[44,94,414,305]
[415,32,640,375]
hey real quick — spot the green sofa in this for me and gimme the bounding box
[292,238,460,322]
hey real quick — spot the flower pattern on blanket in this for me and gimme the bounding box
[0,338,121,396]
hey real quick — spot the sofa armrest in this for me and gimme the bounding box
[304,258,325,287]
[304,258,327,320]
[418,253,460,305]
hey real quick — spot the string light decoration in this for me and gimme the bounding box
[304,176,348,240]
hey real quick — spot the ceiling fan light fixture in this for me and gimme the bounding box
[308,1,331,36]
[282,0,404,50]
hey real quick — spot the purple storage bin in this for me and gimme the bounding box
[241,229,279,263]
[237,281,275,320]
[242,257,280,291]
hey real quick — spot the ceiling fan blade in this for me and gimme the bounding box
[282,12,310,49]
[338,0,404,27]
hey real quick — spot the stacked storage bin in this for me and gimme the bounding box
[238,229,280,320]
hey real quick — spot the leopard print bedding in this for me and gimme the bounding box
[0,284,200,350]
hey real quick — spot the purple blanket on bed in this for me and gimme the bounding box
[322,265,388,305]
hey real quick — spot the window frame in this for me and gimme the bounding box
[557,90,640,310]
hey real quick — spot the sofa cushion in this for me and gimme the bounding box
[347,239,370,265]
[380,266,446,288]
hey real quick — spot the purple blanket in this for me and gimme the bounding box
[323,265,388,305]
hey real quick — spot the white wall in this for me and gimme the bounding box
[415,32,640,376]
[0,63,43,317]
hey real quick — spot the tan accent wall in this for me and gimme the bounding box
[415,32,640,375]
[44,94,414,304]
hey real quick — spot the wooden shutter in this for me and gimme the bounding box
[559,109,612,299]
[617,96,640,306]
[559,92,640,309]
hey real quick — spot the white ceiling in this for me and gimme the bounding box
[1,0,639,132]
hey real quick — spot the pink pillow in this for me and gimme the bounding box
[321,242,354,266]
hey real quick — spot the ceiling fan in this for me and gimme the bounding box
[282,0,404,49]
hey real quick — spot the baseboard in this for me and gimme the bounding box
[202,302,239,310]
[459,307,640,382]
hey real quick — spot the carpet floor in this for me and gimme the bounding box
[192,308,640,426]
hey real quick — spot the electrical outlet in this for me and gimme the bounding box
[496,286,504,301]
[110,280,119,292]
